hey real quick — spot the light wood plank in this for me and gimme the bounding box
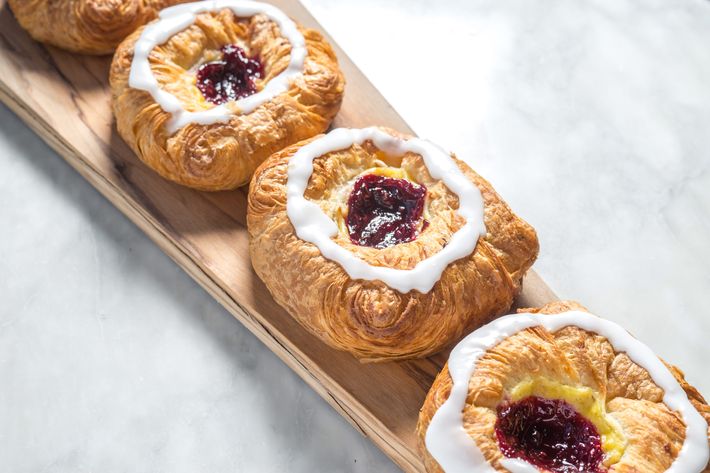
[0,2,558,470]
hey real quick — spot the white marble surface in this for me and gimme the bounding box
[1,0,709,471]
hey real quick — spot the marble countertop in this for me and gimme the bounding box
[1,0,709,471]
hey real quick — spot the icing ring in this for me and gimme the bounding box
[129,0,307,133]
[286,127,486,293]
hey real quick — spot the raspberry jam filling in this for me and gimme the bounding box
[196,44,263,105]
[495,396,605,473]
[346,174,427,248]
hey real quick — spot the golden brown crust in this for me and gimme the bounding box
[110,9,344,190]
[247,128,539,362]
[416,300,710,472]
[8,0,188,55]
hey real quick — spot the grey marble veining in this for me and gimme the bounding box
[1,0,709,471]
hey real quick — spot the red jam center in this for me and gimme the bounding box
[346,174,427,248]
[495,396,604,473]
[196,44,263,105]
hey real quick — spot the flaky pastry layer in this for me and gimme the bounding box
[9,0,187,55]
[247,128,539,362]
[416,300,710,472]
[110,9,344,190]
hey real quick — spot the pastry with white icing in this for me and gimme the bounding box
[417,301,710,472]
[247,127,539,361]
[110,1,344,190]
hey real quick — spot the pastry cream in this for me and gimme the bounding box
[509,377,626,466]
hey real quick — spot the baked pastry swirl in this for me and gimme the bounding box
[416,301,710,472]
[110,1,344,190]
[8,0,187,55]
[248,127,539,362]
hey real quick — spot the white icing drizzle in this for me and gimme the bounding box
[286,127,486,294]
[425,310,710,473]
[128,0,307,134]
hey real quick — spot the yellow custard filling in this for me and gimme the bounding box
[510,378,627,466]
[366,165,413,181]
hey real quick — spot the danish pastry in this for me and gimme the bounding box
[110,1,344,190]
[248,127,539,362]
[8,0,187,55]
[416,300,710,472]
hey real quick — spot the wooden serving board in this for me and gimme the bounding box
[0,1,558,470]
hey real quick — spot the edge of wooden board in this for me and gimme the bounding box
[0,79,424,472]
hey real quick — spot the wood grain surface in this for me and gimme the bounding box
[0,1,558,470]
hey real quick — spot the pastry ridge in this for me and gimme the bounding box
[416,300,710,472]
[110,10,345,190]
[9,0,188,55]
[247,128,539,362]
